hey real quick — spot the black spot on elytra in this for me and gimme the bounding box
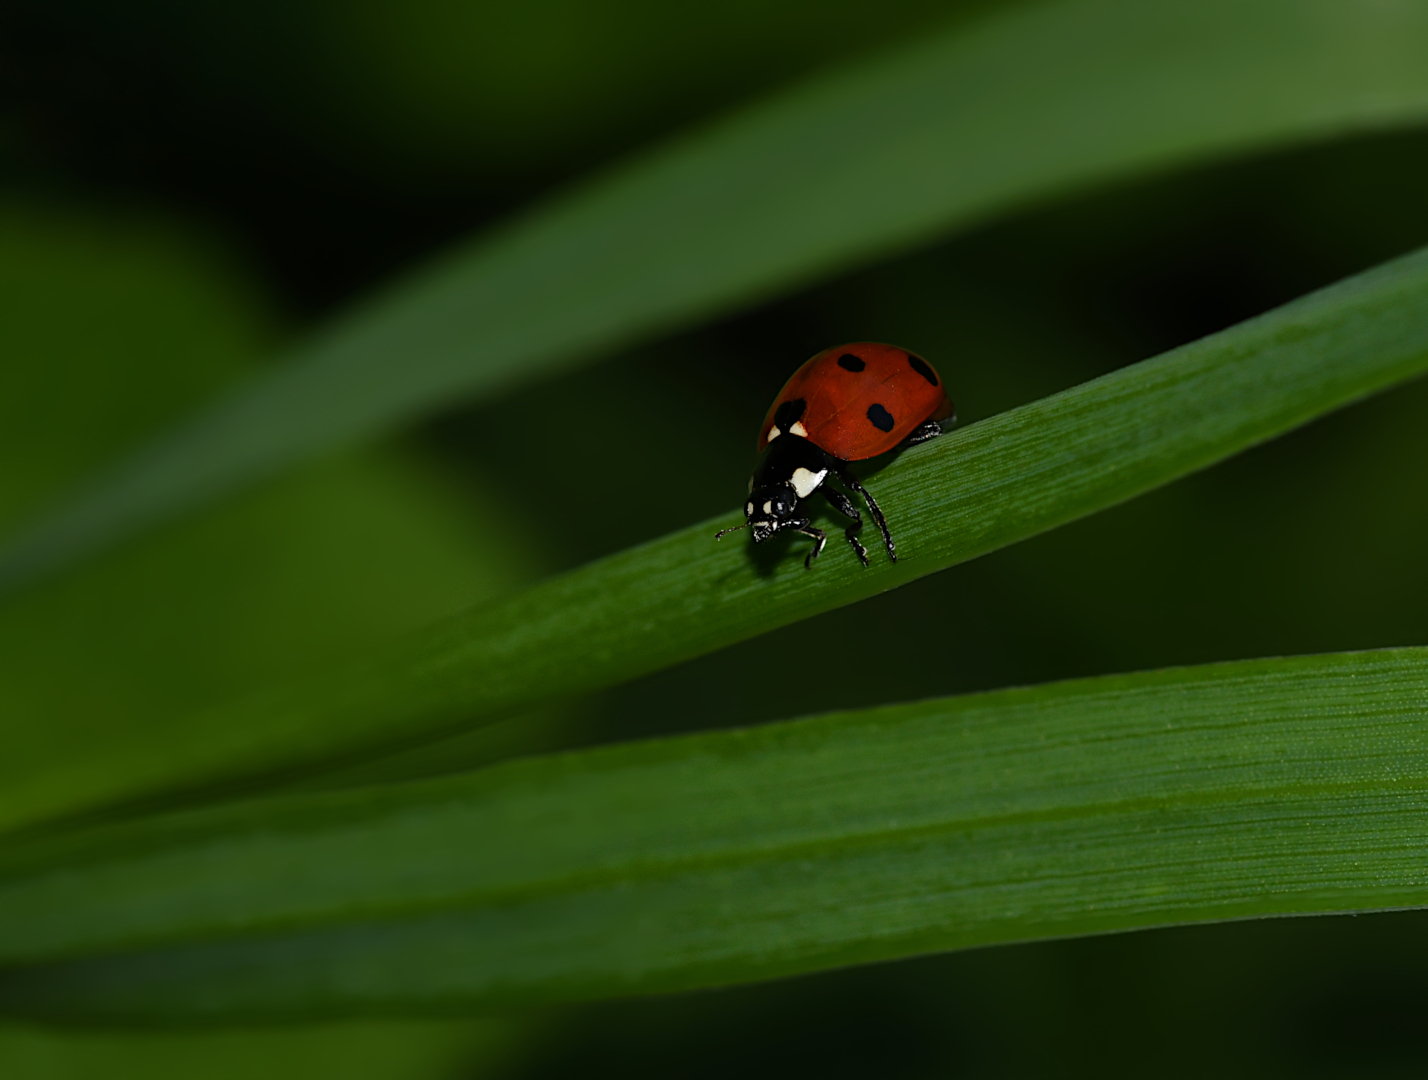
[774,398,807,430]
[907,353,938,385]
[837,353,866,372]
[866,403,895,432]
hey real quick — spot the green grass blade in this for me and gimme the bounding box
[5,0,1428,591]
[2,647,1428,1020]
[5,244,1428,835]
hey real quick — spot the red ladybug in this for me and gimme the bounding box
[717,343,954,567]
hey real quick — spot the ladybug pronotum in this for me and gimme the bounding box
[717,342,954,567]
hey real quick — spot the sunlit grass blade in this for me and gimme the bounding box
[3,244,1427,835]
[3,647,1428,1020]
[5,0,1428,592]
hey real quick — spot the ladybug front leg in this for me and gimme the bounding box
[788,520,827,569]
[832,466,897,563]
[821,486,870,567]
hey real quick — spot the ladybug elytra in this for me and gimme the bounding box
[717,342,954,567]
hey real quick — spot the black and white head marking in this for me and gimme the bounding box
[790,466,827,498]
[738,427,837,544]
[744,482,799,543]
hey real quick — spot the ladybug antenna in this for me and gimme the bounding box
[714,523,749,540]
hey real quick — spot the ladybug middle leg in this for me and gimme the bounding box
[832,463,897,563]
[789,520,827,569]
[821,485,870,567]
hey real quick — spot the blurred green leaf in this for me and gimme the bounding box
[319,0,972,171]
[7,0,1428,589]
[0,203,268,534]
[0,201,543,830]
[2,647,1427,1019]
[0,1016,521,1080]
[5,243,1425,835]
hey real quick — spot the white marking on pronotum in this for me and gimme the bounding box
[746,502,755,516]
[767,425,782,442]
[790,467,827,498]
[762,500,774,514]
[789,421,808,438]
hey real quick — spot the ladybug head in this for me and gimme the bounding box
[714,482,800,546]
[744,482,800,543]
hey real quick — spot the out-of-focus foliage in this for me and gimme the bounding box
[5,0,973,181]
[0,1016,523,1080]
[0,200,547,832]
[316,0,978,175]
[0,198,548,1075]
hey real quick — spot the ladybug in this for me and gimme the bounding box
[717,342,954,567]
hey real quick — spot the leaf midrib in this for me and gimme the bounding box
[5,772,1423,972]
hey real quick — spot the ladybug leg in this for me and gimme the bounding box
[900,419,945,448]
[821,486,869,567]
[833,466,897,563]
[789,520,827,569]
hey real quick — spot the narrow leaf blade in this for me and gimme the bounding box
[2,648,1428,1019]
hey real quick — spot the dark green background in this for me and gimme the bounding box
[3,1,1427,1075]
